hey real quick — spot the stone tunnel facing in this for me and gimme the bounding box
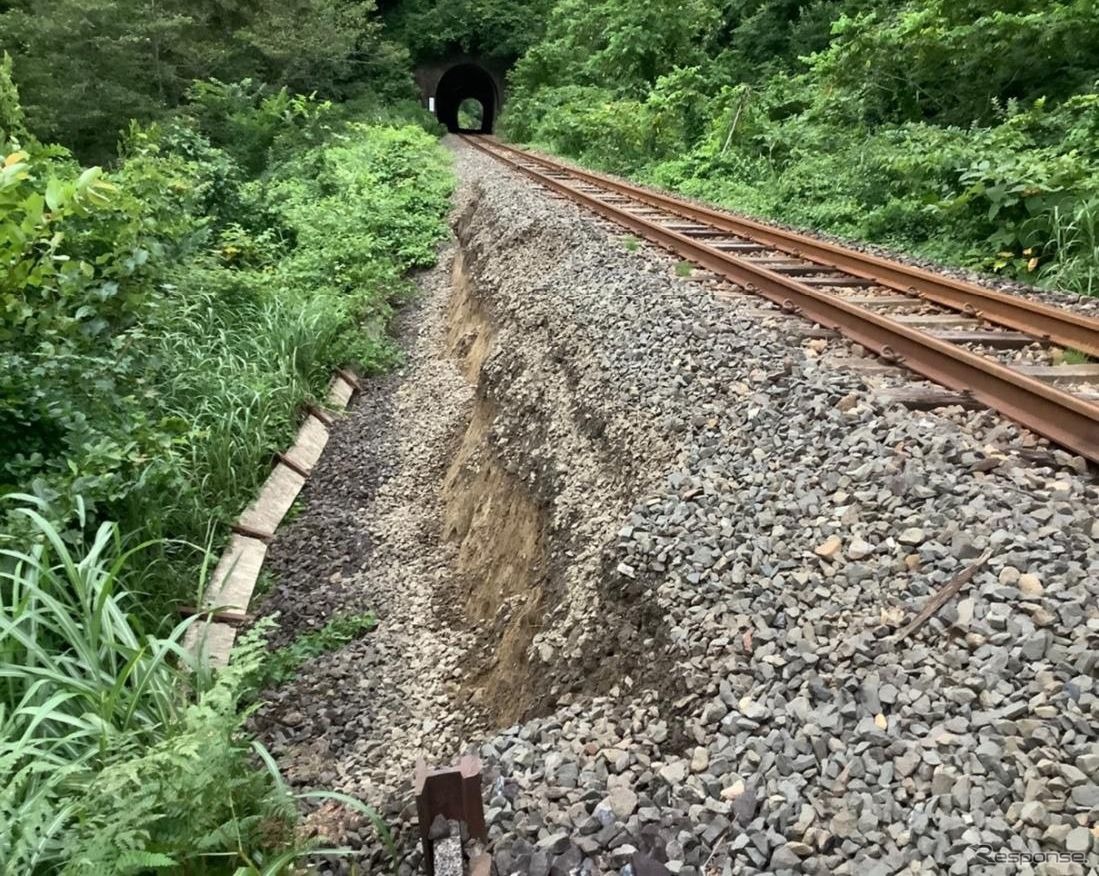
[436,63,497,133]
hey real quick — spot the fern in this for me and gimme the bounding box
[59,622,295,875]
[113,851,177,872]
[0,748,79,873]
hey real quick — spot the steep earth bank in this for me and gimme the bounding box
[256,140,1099,876]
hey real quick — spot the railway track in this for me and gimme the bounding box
[461,134,1099,465]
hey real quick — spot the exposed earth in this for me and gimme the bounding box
[254,139,1099,876]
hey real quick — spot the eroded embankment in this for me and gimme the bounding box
[253,172,694,871]
[448,140,1099,876]
[443,254,547,727]
[260,140,1099,876]
[438,212,686,730]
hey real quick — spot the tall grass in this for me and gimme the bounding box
[149,288,335,532]
[4,112,451,625]
[0,497,205,746]
[1040,199,1099,297]
[0,497,215,869]
[108,274,359,615]
[0,498,393,873]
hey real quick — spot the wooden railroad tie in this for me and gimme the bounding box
[275,451,312,479]
[305,402,336,427]
[231,522,275,541]
[178,605,251,627]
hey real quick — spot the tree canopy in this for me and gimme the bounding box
[382,0,554,62]
[0,0,414,160]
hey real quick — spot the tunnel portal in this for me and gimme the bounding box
[435,63,498,133]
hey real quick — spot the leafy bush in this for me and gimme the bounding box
[814,2,1099,126]
[384,0,555,62]
[1,76,453,610]
[501,0,1099,295]
[0,0,411,162]
[0,142,187,530]
[0,54,26,144]
[263,123,453,288]
[186,79,336,176]
[1,13,452,872]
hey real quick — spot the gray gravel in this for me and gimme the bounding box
[253,250,483,870]
[259,137,1099,875]
[511,142,1099,318]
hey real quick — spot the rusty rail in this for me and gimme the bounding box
[461,135,1099,464]
[473,137,1099,359]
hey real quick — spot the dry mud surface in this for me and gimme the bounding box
[256,138,1099,875]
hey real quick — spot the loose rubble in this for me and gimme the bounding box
[259,137,1099,875]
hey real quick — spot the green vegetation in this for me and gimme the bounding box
[675,261,693,278]
[501,0,1099,296]
[0,502,398,872]
[0,0,415,163]
[1,504,278,870]
[1,69,451,612]
[7,0,1096,867]
[383,0,553,63]
[264,613,378,685]
[2,1,454,866]
[458,98,485,130]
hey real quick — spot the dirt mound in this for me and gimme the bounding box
[438,233,686,734]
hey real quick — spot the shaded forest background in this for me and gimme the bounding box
[500,0,1099,295]
[1,0,414,161]
[1,1,1097,871]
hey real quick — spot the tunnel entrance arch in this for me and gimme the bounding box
[435,63,498,133]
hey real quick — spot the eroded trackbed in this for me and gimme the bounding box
[462,135,1099,465]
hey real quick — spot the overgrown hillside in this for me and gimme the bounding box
[502,0,1099,295]
[1,2,454,867]
[1,71,451,607]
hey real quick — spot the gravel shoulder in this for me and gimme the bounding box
[253,246,484,865]
[258,136,1099,876]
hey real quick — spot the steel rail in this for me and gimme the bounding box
[461,134,1099,464]
[476,136,1099,360]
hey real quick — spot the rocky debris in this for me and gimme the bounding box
[446,140,1099,875]
[814,535,842,559]
[433,837,463,876]
[846,537,875,560]
[251,239,486,873]
[897,526,927,546]
[258,137,1099,875]
[1018,572,1044,596]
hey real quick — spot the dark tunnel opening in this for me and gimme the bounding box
[435,63,497,133]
